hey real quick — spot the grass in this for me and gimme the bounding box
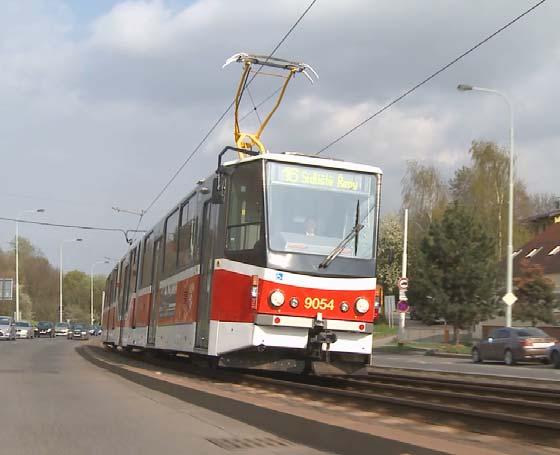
[374,341,473,355]
[372,323,398,339]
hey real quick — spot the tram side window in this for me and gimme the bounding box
[110,269,117,304]
[140,233,154,289]
[163,209,180,277]
[178,198,198,268]
[128,246,139,295]
[225,162,265,265]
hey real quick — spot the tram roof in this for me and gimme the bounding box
[223,152,383,175]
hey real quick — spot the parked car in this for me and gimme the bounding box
[55,322,70,337]
[15,321,34,339]
[36,321,55,338]
[472,327,556,365]
[0,316,16,340]
[89,325,102,336]
[546,343,560,369]
[69,324,89,341]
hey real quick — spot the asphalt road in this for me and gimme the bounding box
[372,351,560,381]
[0,337,329,455]
[0,337,450,455]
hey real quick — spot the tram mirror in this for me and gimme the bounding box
[200,186,210,195]
[211,176,224,204]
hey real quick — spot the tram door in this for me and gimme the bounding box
[147,237,163,346]
[195,201,216,349]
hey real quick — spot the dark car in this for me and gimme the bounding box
[69,324,90,341]
[546,343,560,369]
[67,323,75,339]
[36,321,55,338]
[472,327,555,365]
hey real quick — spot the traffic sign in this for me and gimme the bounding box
[502,292,518,306]
[0,278,13,301]
[397,300,409,313]
[397,277,409,290]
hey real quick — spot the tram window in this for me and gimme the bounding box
[178,199,198,268]
[140,233,154,289]
[163,209,180,276]
[226,163,264,252]
[111,269,117,304]
[128,246,138,295]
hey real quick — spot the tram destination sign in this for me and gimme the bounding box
[270,163,371,194]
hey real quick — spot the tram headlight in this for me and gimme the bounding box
[269,290,285,307]
[289,297,299,308]
[355,298,370,314]
[340,302,350,313]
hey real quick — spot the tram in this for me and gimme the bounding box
[102,54,383,374]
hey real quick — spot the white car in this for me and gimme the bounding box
[0,316,16,340]
[15,321,34,339]
[54,322,70,336]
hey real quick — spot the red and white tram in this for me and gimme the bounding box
[101,55,383,374]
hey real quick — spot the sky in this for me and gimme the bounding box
[0,0,558,275]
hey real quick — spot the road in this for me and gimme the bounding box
[372,351,560,381]
[0,337,328,455]
[0,337,453,455]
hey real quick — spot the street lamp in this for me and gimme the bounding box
[457,83,516,327]
[90,260,109,326]
[59,238,83,323]
[15,208,46,320]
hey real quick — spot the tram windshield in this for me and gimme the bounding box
[266,162,378,260]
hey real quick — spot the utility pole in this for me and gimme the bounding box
[398,209,409,342]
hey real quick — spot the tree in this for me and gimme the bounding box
[529,193,559,216]
[513,261,557,326]
[377,213,403,295]
[62,271,90,321]
[408,203,498,343]
[450,141,532,260]
[401,161,448,243]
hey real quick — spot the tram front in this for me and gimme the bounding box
[216,152,382,373]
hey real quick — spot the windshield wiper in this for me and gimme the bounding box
[319,200,362,269]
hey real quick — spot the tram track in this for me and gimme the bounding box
[88,344,560,446]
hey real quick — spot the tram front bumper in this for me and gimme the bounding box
[253,314,373,355]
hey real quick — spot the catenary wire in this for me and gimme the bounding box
[316,0,547,156]
[0,216,146,244]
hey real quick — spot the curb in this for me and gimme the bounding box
[424,350,471,359]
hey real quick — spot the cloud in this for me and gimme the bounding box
[0,0,558,271]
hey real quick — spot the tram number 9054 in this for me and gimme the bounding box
[304,297,335,310]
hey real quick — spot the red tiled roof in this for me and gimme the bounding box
[513,223,560,275]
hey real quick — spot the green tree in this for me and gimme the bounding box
[62,270,90,322]
[408,203,498,343]
[401,160,448,244]
[450,141,532,260]
[513,261,557,326]
[377,213,403,295]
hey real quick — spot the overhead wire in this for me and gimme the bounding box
[142,0,318,216]
[316,0,548,156]
[0,216,146,244]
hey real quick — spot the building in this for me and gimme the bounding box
[475,208,560,338]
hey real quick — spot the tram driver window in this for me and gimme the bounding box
[225,162,265,265]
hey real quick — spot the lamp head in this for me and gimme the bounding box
[457,84,473,92]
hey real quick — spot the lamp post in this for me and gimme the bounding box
[90,260,109,326]
[59,238,83,323]
[457,84,516,327]
[15,208,46,320]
